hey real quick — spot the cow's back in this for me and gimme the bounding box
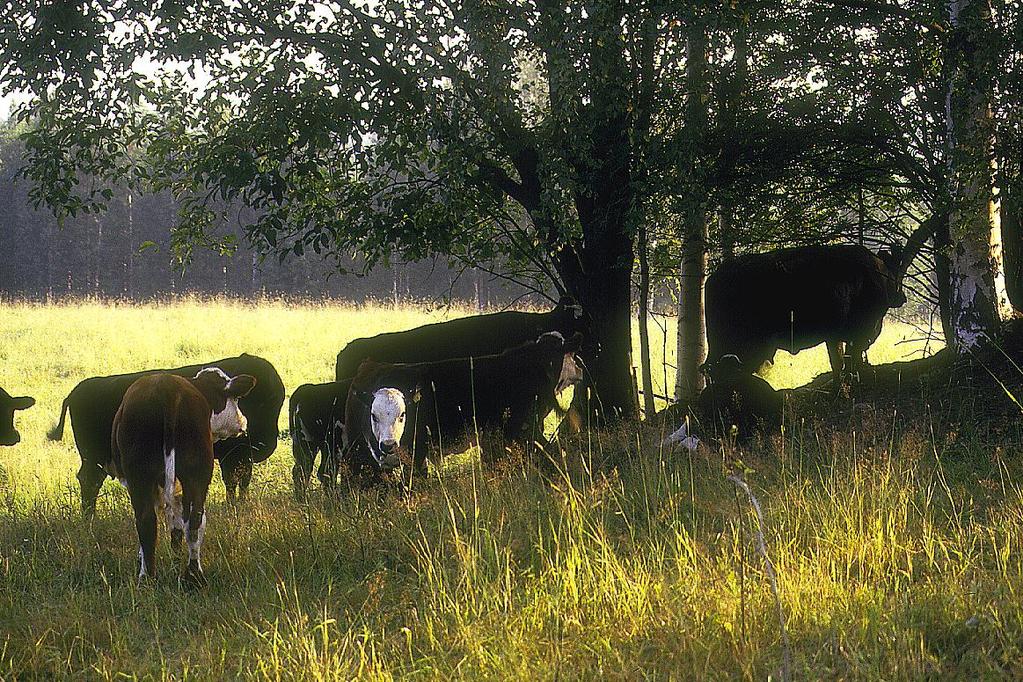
[336,310,554,380]
[112,375,209,479]
[66,354,284,467]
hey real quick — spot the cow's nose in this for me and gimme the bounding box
[380,439,397,455]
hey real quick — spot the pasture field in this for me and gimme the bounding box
[4,300,1022,679]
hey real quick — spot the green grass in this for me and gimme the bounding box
[4,300,1021,680]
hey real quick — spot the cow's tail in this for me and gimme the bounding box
[162,395,182,510]
[47,395,71,441]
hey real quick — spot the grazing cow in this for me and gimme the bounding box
[289,379,352,498]
[49,354,285,516]
[111,369,256,585]
[705,244,906,382]
[346,332,585,477]
[0,387,35,446]
[335,297,587,381]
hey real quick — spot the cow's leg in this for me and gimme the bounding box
[235,458,253,501]
[846,334,873,374]
[77,462,107,518]
[826,340,846,389]
[128,483,158,584]
[480,428,510,466]
[181,479,211,587]
[292,436,316,501]
[319,445,341,492]
[219,451,252,503]
[412,434,431,478]
[163,480,185,552]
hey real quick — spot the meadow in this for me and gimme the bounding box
[3,299,1021,679]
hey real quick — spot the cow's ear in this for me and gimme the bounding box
[11,396,34,410]
[227,374,257,398]
[536,331,565,347]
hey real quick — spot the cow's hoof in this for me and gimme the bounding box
[181,564,208,589]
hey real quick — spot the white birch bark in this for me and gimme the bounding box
[945,0,1011,351]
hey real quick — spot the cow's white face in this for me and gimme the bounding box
[556,353,584,394]
[196,368,250,441]
[211,395,248,441]
[367,388,406,469]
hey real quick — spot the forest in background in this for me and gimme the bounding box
[0,136,532,305]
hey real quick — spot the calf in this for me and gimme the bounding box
[345,332,584,477]
[289,379,352,499]
[705,244,905,383]
[0,386,35,446]
[110,368,256,585]
[664,357,782,450]
[48,353,285,516]
[697,356,782,440]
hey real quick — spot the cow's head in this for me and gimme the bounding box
[192,368,258,441]
[353,386,407,471]
[0,387,34,446]
[702,354,745,384]
[537,331,585,394]
[552,296,592,337]
[876,245,908,308]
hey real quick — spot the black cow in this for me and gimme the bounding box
[289,379,352,499]
[48,353,285,516]
[705,244,905,382]
[0,386,35,446]
[346,332,585,478]
[335,297,587,380]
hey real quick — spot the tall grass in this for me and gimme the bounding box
[5,300,1017,680]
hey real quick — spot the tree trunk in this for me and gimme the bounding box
[676,22,709,403]
[719,209,734,260]
[1001,188,1023,311]
[716,17,747,264]
[638,220,656,417]
[124,192,134,298]
[944,0,1011,351]
[554,10,639,423]
[934,218,956,346]
[560,209,638,423]
[677,218,708,401]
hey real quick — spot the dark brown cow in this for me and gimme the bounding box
[345,332,584,478]
[0,386,34,446]
[110,368,256,585]
[705,244,906,382]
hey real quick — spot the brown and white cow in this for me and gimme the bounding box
[110,368,256,585]
[0,386,35,446]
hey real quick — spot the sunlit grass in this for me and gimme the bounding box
[5,300,1018,680]
[635,311,942,396]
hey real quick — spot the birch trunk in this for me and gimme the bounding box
[676,23,709,402]
[945,0,1011,351]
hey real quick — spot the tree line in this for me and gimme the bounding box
[0,137,536,305]
[1,0,1022,421]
